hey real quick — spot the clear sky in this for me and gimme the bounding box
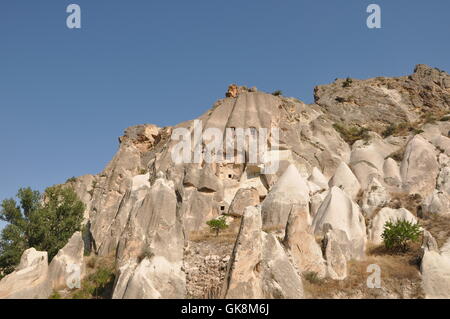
[1,0,449,228]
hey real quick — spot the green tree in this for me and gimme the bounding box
[381,219,421,253]
[0,186,85,275]
[206,216,228,237]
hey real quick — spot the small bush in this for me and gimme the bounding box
[382,220,421,253]
[382,124,397,138]
[206,216,229,237]
[86,257,97,269]
[272,90,283,96]
[49,291,61,299]
[72,264,115,299]
[440,116,450,122]
[386,146,406,162]
[66,177,77,183]
[333,123,370,145]
[138,247,154,263]
[342,77,353,88]
[335,96,347,103]
[303,271,323,285]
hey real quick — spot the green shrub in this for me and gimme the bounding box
[342,77,353,88]
[272,90,283,96]
[303,271,323,285]
[72,264,115,299]
[138,247,154,263]
[206,216,229,237]
[333,123,370,145]
[49,291,61,299]
[382,124,397,138]
[66,177,77,183]
[382,219,421,253]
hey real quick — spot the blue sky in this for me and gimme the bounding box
[1,0,449,228]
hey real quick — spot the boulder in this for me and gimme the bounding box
[228,187,260,217]
[283,206,326,278]
[328,162,361,200]
[422,190,450,216]
[383,158,402,187]
[113,174,186,299]
[221,206,303,299]
[0,248,51,299]
[308,167,329,191]
[261,164,310,230]
[323,228,349,280]
[312,187,366,259]
[421,237,450,299]
[400,135,439,198]
[310,192,327,218]
[350,134,398,189]
[48,232,85,291]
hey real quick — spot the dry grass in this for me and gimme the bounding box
[304,243,423,299]
[189,218,241,244]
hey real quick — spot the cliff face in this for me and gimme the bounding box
[2,64,450,299]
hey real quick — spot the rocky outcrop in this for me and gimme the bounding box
[383,158,402,187]
[328,162,361,200]
[308,167,329,191]
[261,164,310,230]
[113,173,185,299]
[283,206,326,278]
[421,237,450,299]
[312,187,366,260]
[422,190,450,217]
[48,232,85,291]
[314,64,450,129]
[221,206,303,299]
[350,133,399,189]
[90,124,163,256]
[228,187,260,217]
[323,228,349,280]
[4,64,450,299]
[400,135,439,198]
[0,248,51,299]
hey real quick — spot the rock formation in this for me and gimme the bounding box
[2,64,450,299]
[0,249,51,299]
[221,206,303,299]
